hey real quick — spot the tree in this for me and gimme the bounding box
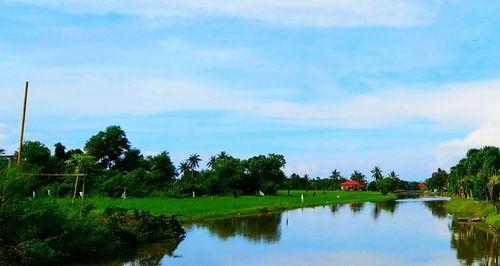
[388,171,398,179]
[206,155,217,169]
[19,141,51,172]
[377,177,398,195]
[426,168,448,191]
[371,166,383,181]
[217,151,228,160]
[116,148,145,172]
[84,125,130,169]
[187,153,202,184]
[329,169,342,181]
[0,148,6,171]
[178,161,190,178]
[350,170,366,183]
[65,154,95,175]
[54,142,66,161]
[243,154,286,194]
[146,151,177,190]
[188,154,201,170]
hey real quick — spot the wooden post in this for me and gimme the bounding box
[17,81,29,165]
[81,175,86,201]
[72,175,79,204]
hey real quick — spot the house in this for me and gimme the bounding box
[341,180,366,191]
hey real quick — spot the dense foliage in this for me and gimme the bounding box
[0,125,425,199]
[425,146,500,205]
[0,125,288,198]
[0,169,185,265]
[444,146,500,202]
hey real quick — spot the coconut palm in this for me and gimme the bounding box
[178,161,190,177]
[187,153,202,183]
[217,151,228,160]
[206,155,217,169]
[371,166,383,181]
[388,171,398,179]
[350,170,367,183]
[188,154,201,170]
[329,169,342,181]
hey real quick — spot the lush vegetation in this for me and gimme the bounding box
[428,146,500,231]
[75,190,396,222]
[0,125,289,198]
[426,146,500,203]
[0,125,421,200]
[445,198,500,230]
[0,170,185,265]
[0,125,409,264]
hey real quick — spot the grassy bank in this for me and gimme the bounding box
[68,190,396,222]
[445,198,500,230]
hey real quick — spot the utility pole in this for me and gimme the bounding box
[17,81,29,165]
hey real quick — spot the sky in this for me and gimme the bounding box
[1,0,500,181]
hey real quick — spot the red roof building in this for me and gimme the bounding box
[341,180,366,191]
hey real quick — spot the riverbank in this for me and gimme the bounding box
[444,198,500,230]
[0,199,186,266]
[80,190,396,222]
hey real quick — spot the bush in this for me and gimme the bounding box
[0,199,185,265]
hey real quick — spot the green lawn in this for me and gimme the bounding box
[63,190,396,222]
[445,198,500,230]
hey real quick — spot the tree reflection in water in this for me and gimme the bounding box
[84,239,183,266]
[81,199,500,266]
[371,200,397,220]
[330,204,340,216]
[349,202,365,214]
[449,220,500,266]
[422,200,448,219]
[199,213,282,243]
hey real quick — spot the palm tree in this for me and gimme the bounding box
[329,169,342,181]
[178,161,190,178]
[217,151,228,160]
[206,155,217,169]
[350,170,367,183]
[388,171,398,179]
[188,153,202,183]
[371,166,383,181]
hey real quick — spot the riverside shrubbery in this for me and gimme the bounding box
[0,200,185,265]
[0,171,185,265]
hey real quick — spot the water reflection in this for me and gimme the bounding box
[450,220,500,266]
[330,204,340,216]
[422,200,448,218]
[72,240,182,266]
[371,200,397,220]
[80,198,500,266]
[197,213,282,243]
[349,202,365,214]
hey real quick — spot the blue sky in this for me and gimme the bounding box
[1,1,500,180]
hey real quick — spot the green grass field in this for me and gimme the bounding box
[63,190,396,222]
[445,198,500,230]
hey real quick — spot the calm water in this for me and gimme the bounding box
[84,197,500,266]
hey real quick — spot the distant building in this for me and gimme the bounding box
[341,180,365,191]
[418,182,425,189]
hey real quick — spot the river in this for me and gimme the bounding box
[80,197,499,266]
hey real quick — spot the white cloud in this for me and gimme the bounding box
[8,0,437,28]
[434,125,500,168]
[2,63,500,171]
